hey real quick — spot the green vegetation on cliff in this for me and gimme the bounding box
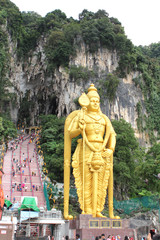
[0,1,160,142]
[133,45,160,141]
[0,115,17,144]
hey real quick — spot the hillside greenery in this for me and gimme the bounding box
[0,115,17,144]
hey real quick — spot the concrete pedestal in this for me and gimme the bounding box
[69,214,136,240]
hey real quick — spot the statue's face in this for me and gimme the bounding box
[88,97,100,112]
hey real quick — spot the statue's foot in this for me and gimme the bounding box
[64,214,73,220]
[96,212,106,218]
[85,208,92,215]
[109,214,120,219]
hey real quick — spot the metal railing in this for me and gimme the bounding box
[3,208,62,219]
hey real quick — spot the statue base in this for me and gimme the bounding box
[69,214,136,240]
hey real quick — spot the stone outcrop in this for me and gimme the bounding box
[7,35,149,146]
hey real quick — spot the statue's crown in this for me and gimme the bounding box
[87,84,100,99]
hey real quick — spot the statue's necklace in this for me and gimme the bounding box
[87,114,102,122]
[88,114,102,134]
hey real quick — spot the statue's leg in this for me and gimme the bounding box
[80,161,92,214]
[96,166,109,217]
[92,171,98,217]
[84,164,92,214]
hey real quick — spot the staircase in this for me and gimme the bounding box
[2,135,46,209]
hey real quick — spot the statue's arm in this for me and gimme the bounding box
[103,115,116,153]
[107,126,116,152]
[68,115,81,138]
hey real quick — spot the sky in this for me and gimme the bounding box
[11,0,160,46]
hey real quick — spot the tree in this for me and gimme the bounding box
[40,115,79,182]
[45,30,74,70]
[112,119,144,199]
[79,9,94,21]
[136,143,160,194]
[94,9,109,19]
[45,9,67,30]
[98,73,120,101]
[0,116,17,144]
[40,115,65,182]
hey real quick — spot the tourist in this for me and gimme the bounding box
[117,235,121,240]
[76,234,80,240]
[101,234,106,240]
[153,235,160,240]
[150,230,156,240]
[124,236,129,240]
[107,235,112,240]
[147,233,160,240]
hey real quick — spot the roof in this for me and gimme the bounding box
[4,199,12,208]
[18,197,40,212]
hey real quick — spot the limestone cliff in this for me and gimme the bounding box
[7,36,149,146]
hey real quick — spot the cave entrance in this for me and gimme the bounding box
[49,95,58,115]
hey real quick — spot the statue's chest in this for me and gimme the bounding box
[85,115,105,134]
[85,114,105,124]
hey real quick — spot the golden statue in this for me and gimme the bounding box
[64,84,119,220]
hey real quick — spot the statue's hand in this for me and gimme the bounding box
[79,119,86,130]
[102,149,113,158]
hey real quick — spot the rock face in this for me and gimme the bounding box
[8,36,148,146]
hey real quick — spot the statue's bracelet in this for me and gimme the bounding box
[109,147,114,152]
